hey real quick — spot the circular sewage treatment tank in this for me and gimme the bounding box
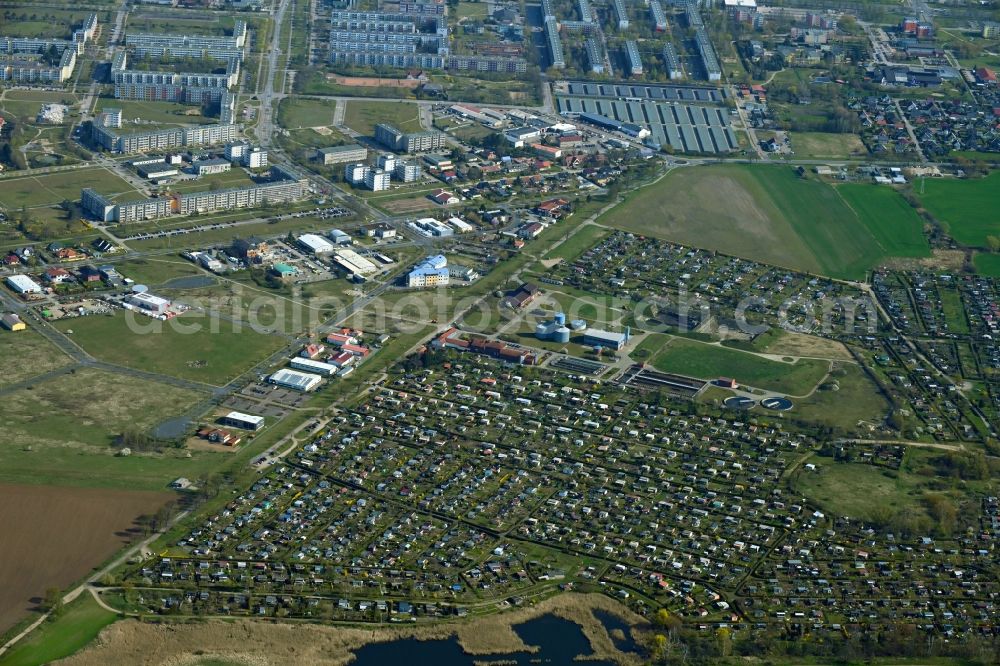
[724,396,756,410]
[761,397,794,411]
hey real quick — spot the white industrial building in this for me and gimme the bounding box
[5,274,42,294]
[328,229,351,245]
[290,357,339,376]
[127,291,170,314]
[333,248,379,275]
[270,368,323,391]
[447,216,474,233]
[297,233,335,254]
[219,411,265,431]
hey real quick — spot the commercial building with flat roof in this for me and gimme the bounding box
[5,274,42,294]
[332,248,379,275]
[219,411,265,431]
[270,368,323,391]
[583,327,630,350]
[290,357,339,376]
[298,233,335,255]
[318,144,368,165]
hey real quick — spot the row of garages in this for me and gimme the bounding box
[557,96,738,153]
[563,81,726,103]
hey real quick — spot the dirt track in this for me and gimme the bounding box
[0,483,171,633]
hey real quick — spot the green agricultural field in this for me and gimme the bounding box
[641,334,830,395]
[835,184,931,258]
[973,252,1000,277]
[790,132,867,159]
[277,97,336,129]
[94,99,214,126]
[343,101,422,136]
[0,168,139,210]
[53,312,287,386]
[599,165,919,280]
[919,172,1000,247]
[0,329,72,387]
[0,593,117,666]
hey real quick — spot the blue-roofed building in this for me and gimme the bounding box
[407,254,450,288]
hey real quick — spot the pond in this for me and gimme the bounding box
[347,614,625,666]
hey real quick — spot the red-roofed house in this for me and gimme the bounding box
[342,343,370,357]
[326,332,359,346]
[301,343,326,359]
[330,351,355,368]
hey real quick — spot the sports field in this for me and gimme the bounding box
[918,172,1000,247]
[0,168,139,210]
[599,165,928,280]
[638,334,829,395]
[343,101,422,136]
[53,312,286,386]
[0,483,168,634]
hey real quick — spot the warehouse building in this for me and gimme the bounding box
[127,291,170,314]
[298,233,335,255]
[5,274,42,295]
[219,411,265,431]
[332,248,379,275]
[583,327,630,350]
[270,368,323,392]
[290,357,339,377]
[1,313,26,331]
